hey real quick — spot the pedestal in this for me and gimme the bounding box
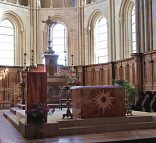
[42,54,58,76]
[25,72,47,124]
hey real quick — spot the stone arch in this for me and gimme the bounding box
[42,15,72,65]
[87,10,107,64]
[119,0,135,59]
[0,11,25,66]
[50,15,71,30]
[88,10,104,30]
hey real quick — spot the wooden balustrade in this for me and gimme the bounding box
[1,51,156,110]
[114,58,135,85]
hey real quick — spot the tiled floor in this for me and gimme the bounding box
[1,110,156,143]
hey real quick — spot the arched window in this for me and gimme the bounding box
[131,5,136,53]
[94,17,108,64]
[52,23,67,66]
[0,20,15,66]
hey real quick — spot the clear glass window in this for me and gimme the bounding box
[131,6,136,53]
[94,17,108,64]
[0,20,15,66]
[52,23,67,66]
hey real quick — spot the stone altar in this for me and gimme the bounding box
[71,85,126,119]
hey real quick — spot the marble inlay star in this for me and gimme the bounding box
[93,90,115,114]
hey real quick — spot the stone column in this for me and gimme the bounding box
[29,0,39,65]
[50,0,53,8]
[135,0,144,53]
[151,0,156,50]
[78,5,85,65]
[143,0,153,52]
[108,0,116,61]
[118,17,124,59]
[63,0,65,7]
[16,0,19,4]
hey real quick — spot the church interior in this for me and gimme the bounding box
[0,0,156,142]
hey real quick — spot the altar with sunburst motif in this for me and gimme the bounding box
[71,86,126,118]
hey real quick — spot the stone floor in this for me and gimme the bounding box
[1,110,156,143]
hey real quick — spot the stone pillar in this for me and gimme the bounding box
[135,0,144,53]
[16,0,19,4]
[152,0,156,50]
[108,0,116,61]
[78,5,85,65]
[29,0,39,64]
[50,0,53,8]
[135,0,153,52]
[143,0,153,52]
[63,0,65,7]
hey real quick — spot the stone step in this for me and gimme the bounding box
[3,111,20,131]
[3,109,156,138]
[47,103,72,109]
[17,103,25,110]
[47,104,61,109]
[59,121,156,136]
[10,107,22,114]
[58,116,153,128]
[10,107,25,118]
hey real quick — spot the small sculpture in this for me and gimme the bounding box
[42,16,57,54]
[62,86,73,119]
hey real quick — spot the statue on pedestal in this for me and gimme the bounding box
[42,16,58,76]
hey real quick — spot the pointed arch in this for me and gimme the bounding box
[119,0,135,58]
[43,15,72,66]
[87,10,108,64]
[50,15,71,30]
[0,11,25,66]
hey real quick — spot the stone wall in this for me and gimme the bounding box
[0,0,150,66]
[0,1,30,65]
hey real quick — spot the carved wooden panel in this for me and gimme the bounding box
[0,72,4,88]
[102,64,110,85]
[94,64,102,85]
[26,72,47,110]
[85,66,94,85]
[108,63,113,85]
[8,69,18,87]
[114,62,123,80]
[128,60,135,84]
[152,53,156,90]
[122,61,129,81]
[114,58,135,85]
[143,54,153,91]
[76,66,84,85]
[0,67,22,107]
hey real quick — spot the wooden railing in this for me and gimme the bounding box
[114,58,135,85]
[76,58,136,87]
[1,51,156,108]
